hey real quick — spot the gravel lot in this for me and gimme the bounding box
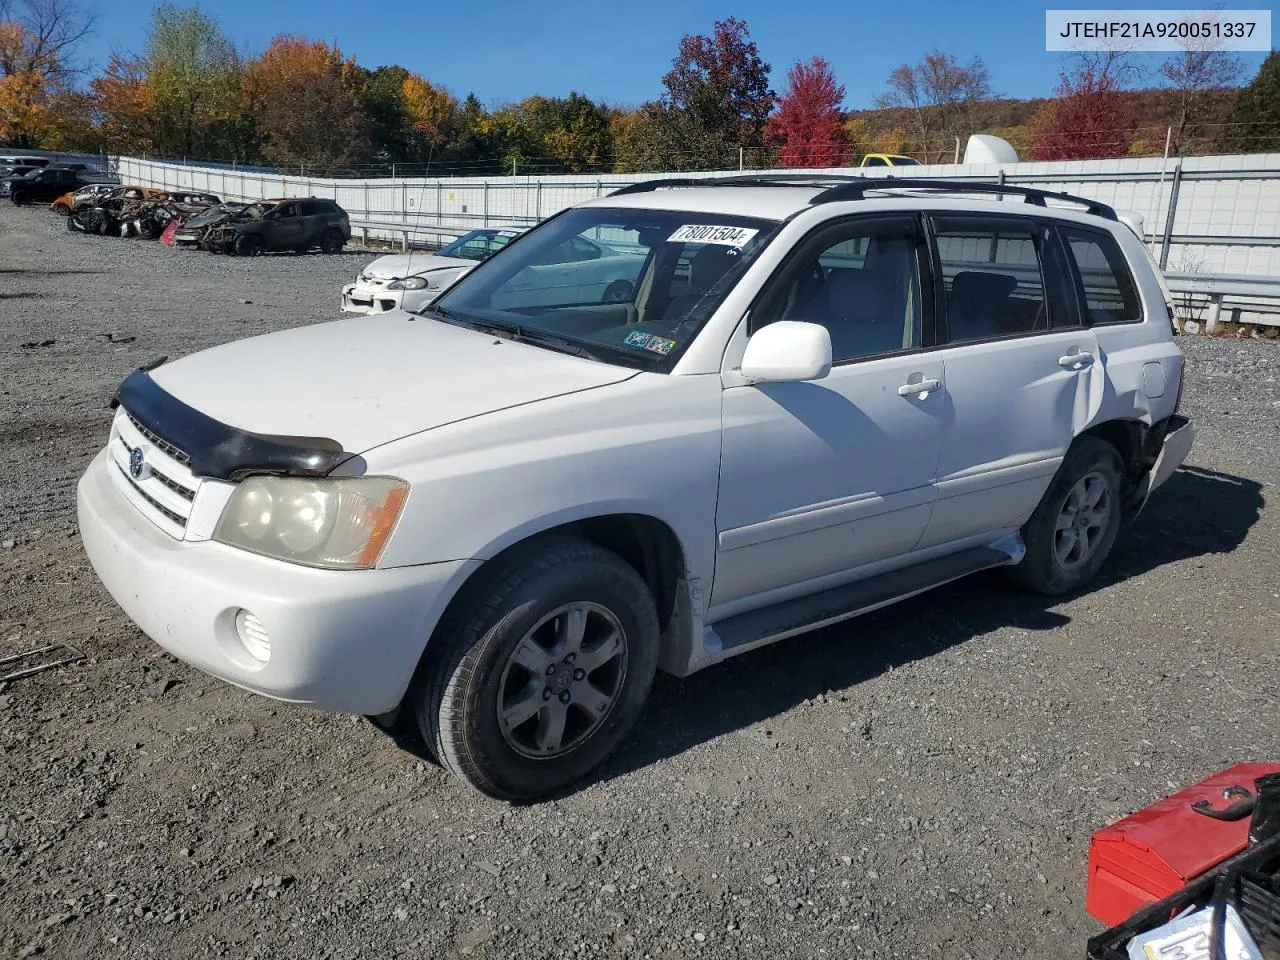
[1,202,1277,960]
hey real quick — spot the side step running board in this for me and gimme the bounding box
[708,545,1017,655]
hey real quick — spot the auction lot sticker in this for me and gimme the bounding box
[667,225,759,248]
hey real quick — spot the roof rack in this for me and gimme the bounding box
[608,173,1117,221]
[609,173,869,196]
[812,177,1118,220]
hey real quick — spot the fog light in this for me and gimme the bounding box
[235,610,271,663]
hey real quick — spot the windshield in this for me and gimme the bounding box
[431,207,779,370]
[438,229,521,262]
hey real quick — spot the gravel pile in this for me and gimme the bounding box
[1,204,1277,959]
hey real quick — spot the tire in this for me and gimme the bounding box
[320,229,344,254]
[602,279,634,303]
[415,536,659,801]
[95,214,112,236]
[234,234,265,257]
[11,190,29,206]
[1007,436,1125,596]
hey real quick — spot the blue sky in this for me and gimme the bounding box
[83,0,1267,109]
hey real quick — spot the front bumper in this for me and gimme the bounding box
[77,449,479,715]
[341,283,439,316]
[341,282,403,315]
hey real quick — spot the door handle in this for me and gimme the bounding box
[1058,351,1094,370]
[898,377,943,398]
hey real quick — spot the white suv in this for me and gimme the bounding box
[77,176,1196,800]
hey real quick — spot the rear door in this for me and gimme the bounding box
[917,213,1103,549]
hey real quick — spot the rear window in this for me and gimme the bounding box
[1060,227,1142,326]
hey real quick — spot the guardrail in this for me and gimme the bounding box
[348,217,473,250]
[1164,272,1280,330]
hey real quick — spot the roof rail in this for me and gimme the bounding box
[609,173,870,196]
[607,173,1118,221]
[812,177,1118,220]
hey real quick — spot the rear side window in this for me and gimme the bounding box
[933,216,1067,343]
[1061,227,1142,325]
[299,201,321,215]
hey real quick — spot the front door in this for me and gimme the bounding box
[713,215,945,614]
[919,214,1104,549]
[267,202,306,250]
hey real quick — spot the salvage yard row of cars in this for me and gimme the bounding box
[3,161,353,256]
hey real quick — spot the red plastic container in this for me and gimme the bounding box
[1086,762,1280,927]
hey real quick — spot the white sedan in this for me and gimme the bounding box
[341,227,526,315]
[342,227,647,316]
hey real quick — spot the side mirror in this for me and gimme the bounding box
[740,321,833,383]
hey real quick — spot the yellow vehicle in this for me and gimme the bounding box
[859,154,921,167]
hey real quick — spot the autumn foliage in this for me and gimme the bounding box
[1031,68,1131,161]
[766,57,846,167]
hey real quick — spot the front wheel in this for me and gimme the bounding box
[415,537,659,801]
[1007,436,1125,595]
[11,190,29,205]
[234,233,264,257]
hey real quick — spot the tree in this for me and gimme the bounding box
[654,17,774,169]
[1216,51,1278,154]
[400,72,457,163]
[145,3,243,158]
[1031,62,1131,160]
[91,53,154,152]
[875,51,991,161]
[766,57,846,168]
[1160,42,1242,155]
[0,0,93,147]
[245,35,370,168]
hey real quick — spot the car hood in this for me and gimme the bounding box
[361,254,475,280]
[147,314,638,454]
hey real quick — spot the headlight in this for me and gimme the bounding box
[386,276,429,291]
[213,476,408,569]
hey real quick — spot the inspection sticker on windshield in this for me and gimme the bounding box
[623,331,677,355]
[666,224,759,248]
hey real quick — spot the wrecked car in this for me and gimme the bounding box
[51,183,117,215]
[341,227,527,315]
[169,202,249,248]
[196,197,351,255]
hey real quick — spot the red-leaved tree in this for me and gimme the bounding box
[766,57,846,167]
[1031,64,1131,160]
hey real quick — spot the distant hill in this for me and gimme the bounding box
[845,86,1240,161]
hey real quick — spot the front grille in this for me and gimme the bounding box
[126,410,191,464]
[108,408,202,538]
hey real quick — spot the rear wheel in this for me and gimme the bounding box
[234,233,265,257]
[11,190,29,206]
[1007,436,1125,595]
[415,537,659,801]
[320,228,344,254]
[602,279,634,303]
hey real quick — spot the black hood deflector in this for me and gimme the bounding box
[113,368,352,480]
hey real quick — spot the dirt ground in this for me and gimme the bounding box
[1,203,1278,960]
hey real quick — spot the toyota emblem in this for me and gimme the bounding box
[129,446,145,479]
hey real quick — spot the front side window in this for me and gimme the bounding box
[433,208,780,369]
[933,217,1054,343]
[752,216,924,362]
[1061,227,1142,325]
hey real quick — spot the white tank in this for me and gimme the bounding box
[962,135,1018,165]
